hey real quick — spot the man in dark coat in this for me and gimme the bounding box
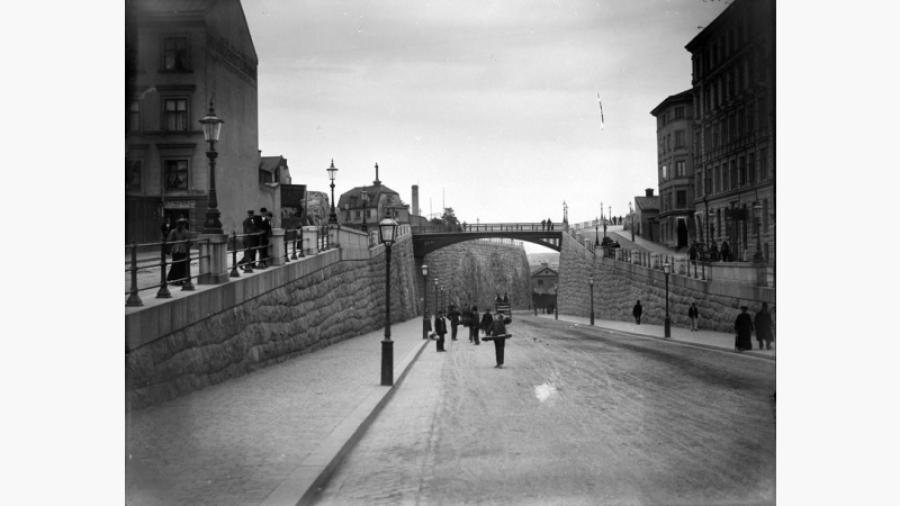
[632,300,643,324]
[257,207,272,267]
[434,311,448,352]
[480,309,494,339]
[734,306,754,352]
[754,302,774,350]
[720,240,731,262]
[447,305,461,341]
[469,306,481,345]
[487,314,510,368]
[240,210,258,271]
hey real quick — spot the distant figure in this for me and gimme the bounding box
[734,306,754,352]
[240,210,258,271]
[541,219,546,231]
[470,305,481,345]
[547,217,553,230]
[503,293,509,304]
[448,305,461,341]
[754,302,774,350]
[688,302,699,331]
[632,300,643,325]
[488,312,509,368]
[480,309,494,338]
[166,218,191,286]
[709,241,720,262]
[462,221,467,231]
[258,207,272,267]
[689,244,697,264]
[720,240,731,263]
[434,311,448,352]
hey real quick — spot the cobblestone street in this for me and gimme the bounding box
[314,315,776,506]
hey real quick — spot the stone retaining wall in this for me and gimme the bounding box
[126,235,419,410]
[558,233,775,332]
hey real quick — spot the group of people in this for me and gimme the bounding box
[689,240,736,263]
[239,208,274,271]
[539,219,555,231]
[631,298,774,351]
[428,304,511,368]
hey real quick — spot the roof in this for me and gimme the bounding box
[531,266,558,277]
[635,196,660,211]
[259,156,286,173]
[650,89,694,117]
[134,0,212,15]
[337,183,404,210]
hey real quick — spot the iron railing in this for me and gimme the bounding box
[124,237,209,307]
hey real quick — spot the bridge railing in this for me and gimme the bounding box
[411,222,561,234]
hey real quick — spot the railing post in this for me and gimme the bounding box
[126,243,143,307]
[299,226,305,257]
[157,237,171,299]
[270,228,286,266]
[181,241,195,291]
[230,231,240,277]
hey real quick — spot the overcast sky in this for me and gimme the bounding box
[244,0,730,229]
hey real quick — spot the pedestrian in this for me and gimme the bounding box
[487,310,510,368]
[257,207,272,267]
[240,210,258,271]
[709,241,719,262]
[503,293,509,304]
[434,310,448,352]
[632,300,643,324]
[480,309,494,338]
[160,217,173,241]
[754,302,774,350]
[166,218,191,286]
[547,217,553,230]
[688,302,699,331]
[448,305,461,341]
[734,306,754,352]
[541,219,546,231]
[720,240,731,262]
[689,244,697,265]
[470,305,481,345]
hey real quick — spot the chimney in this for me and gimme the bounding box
[645,188,655,197]
[411,185,420,216]
[373,162,381,186]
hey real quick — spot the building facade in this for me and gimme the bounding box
[336,167,411,229]
[651,90,696,249]
[686,0,775,262]
[633,189,660,241]
[125,0,271,243]
[531,262,559,312]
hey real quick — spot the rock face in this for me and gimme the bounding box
[557,233,774,332]
[422,240,532,311]
[126,236,419,410]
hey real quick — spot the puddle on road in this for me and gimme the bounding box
[534,382,558,402]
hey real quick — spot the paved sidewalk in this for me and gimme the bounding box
[125,317,429,506]
[536,313,775,360]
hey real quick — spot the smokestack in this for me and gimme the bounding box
[645,188,655,197]
[412,185,420,216]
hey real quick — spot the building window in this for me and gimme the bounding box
[738,109,745,138]
[763,199,769,233]
[661,164,668,181]
[747,102,755,133]
[676,190,687,208]
[730,160,738,190]
[165,159,189,190]
[127,100,140,133]
[163,37,190,72]
[760,148,768,180]
[739,156,747,186]
[538,279,544,287]
[749,153,756,183]
[666,134,671,152]
[126,159,142,192]
[721,164,728,191]
[674,130,685,148]
[674,106,684,120]
[704,169,712,195]
[675,160,686,177]
[163,98,189,132]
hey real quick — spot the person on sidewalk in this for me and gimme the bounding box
[632,300,643,324]
[448,305,461,341]
[257,207,272,268]
[688,302,700,331]
[434,311,448,352]
[487,312,510,368]
[480,309,494,338]
[166,218,192,285]
[720,240,731,262]
[754,302,774,350]
[734,306,754,352]
[470,305,481,345]
[239,210,258,271]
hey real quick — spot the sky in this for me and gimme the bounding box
[243,0,730,230]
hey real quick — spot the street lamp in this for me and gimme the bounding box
[327,159,339,225]
[663,261,672,338]
[753,201,764,263]
[199,100,224,234]
[433,277,439,319]
[361,189,369,232]
[440,286,445,313]
[589,275,595,326]
[421,264,429,339]
[378,218,399,386]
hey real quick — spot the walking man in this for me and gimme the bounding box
[754,302,774,350]
[487,312,510,368]
[240,210,258,271]
[448,305,461,341]
[470,305,481,345]
[434,310,448,352]
[734,306,754,352]
[632,300,643,325]
[688,302,699,331]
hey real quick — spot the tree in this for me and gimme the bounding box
[441,207,460,229]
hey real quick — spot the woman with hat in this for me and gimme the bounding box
[166,217,192,285]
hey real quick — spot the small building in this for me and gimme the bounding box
[634,189,660,241]
[531,262,558,312]
[259,155,291,185]
[651,89,695,249]
[336,165,411,228]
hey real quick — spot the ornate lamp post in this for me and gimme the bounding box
[663,261,672,338]
[589,275,595,326]
[378,218,399,386]
[421,264,429,339]
[361,189,369,232]
[199,101,224,234]
[327,159,339,225]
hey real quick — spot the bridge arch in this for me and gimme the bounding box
[411,223,562,257]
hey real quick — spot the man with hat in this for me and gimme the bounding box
[257,207,272,268]
[734,306,754,352]
[239,210,258,271]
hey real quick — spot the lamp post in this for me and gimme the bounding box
[433,277,439,318]
[629,201,635,241]
[440,286,445,313]
[360,189,369,232]
[421,264,429,339]
[663,262,672,338]
[589,276,595,326]
[327,159,339,225]
[594,219,600,248]
[199,101,224,234]
[753,201,764,263]
[378,218,399,386]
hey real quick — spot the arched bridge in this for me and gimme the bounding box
[411,223,562,257]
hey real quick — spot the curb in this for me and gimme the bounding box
[260,337,430,506]
[543,315,776,361]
